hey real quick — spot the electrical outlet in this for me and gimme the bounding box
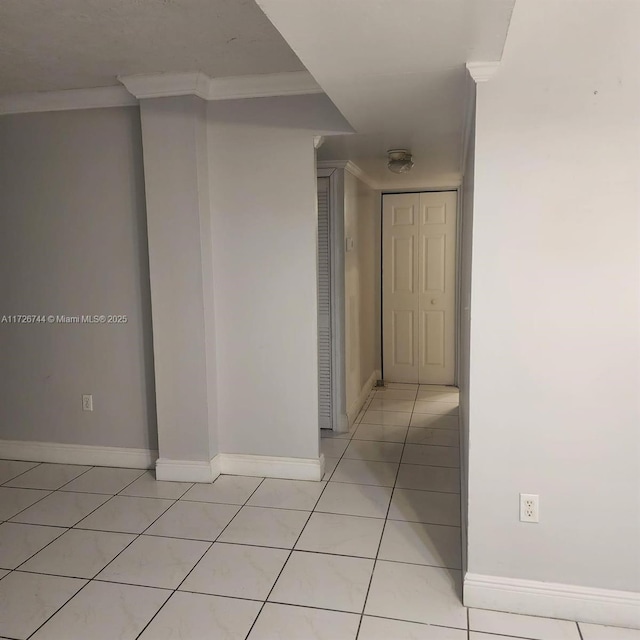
[520,494,539,523]
[82,394,93,412]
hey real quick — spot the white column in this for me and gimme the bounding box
[136,95,219,482]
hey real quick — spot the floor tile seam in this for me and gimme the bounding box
[5,522,71,574]
[6,531,467,567]
[468,627,580,640]
[0,460,44,486]
[119,478,195,500]
[86,491,184,584]
[404,441,461,449]
[1,488,55,522]
[61,466,147,496]
[355,390,415,637]
[9,486,123,530]
[167,476,267,590]
[363,611,471,631]
[2,462,94,492]
[22,571,94,640]
[265,596,363,616]
[42,463,98,492]
[412,411,460,417]
[323,417,359,482]
[399,461,462,469]
[132,476,268,640]
[240,497,319,640]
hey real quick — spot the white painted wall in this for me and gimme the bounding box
[0,107,156,450]
[344,171,381,419]
[468,0,640,594]
[207,97,350,459]
[138,96,219,464]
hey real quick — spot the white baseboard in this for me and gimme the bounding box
[0,439,326,484]
[347,369,380,426]
[0,439,157,469]
[219,453,325,481]
[464,573,640,629]
[155,457,220,483]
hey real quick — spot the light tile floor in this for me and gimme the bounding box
[0,383,638,639]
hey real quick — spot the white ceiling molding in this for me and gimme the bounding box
[317,160,379,190]
[208,71,322,99]
[0,85,137,116]
[118,72,210,100]
[466,61,501,83]
[119,70,322,101]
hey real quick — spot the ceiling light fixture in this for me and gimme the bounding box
[387,149,414,174]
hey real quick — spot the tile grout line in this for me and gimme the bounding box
[132,475,268,640]
[18,473,192,639]
[355,383,418,639]
[321,392,370,480]
[6,480,162,591]
[0,460,44,486]
[239,472,336,640]
[23,480,184,640]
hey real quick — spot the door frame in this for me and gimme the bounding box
[317,167,348,432]
[380,186,463,386]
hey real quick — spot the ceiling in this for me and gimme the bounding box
[0,0,515,188]
[257,0,516,187]
[0,0,303,94]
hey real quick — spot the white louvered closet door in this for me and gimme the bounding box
[317,177,333,429]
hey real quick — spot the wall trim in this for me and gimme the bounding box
[464,573,640,629]
[0,439,156,469]
[317,160,460,191]
[317,160,378,190]
[155,457,220,483]
[119,70,322,101]
[466,61,500,83]
[220,453,325,481]
[0,86,137,116]
[347,369,380,426]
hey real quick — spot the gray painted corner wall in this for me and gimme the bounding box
[344,171,380,414]
[459,94,476,576]
[0,107,156,450]
[468,0,640,593]
[208,114,320,460]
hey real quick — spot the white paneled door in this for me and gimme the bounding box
[382,191,457,384]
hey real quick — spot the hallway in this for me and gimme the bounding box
[0,384,635,639]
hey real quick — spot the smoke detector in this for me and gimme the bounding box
[387,149,414,174]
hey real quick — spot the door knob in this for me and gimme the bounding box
[431,299,437,305]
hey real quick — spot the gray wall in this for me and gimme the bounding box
[468,0,640,593]
[0,107,156,450]
[344,171,381,417]
[459,88,475,576]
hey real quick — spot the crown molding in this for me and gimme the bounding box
[317,160,379,190]
[208,71,322,99]
[119,70,322,101]
[0,85,137,116]
[466,61,500,83]
[118,71,210,100]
